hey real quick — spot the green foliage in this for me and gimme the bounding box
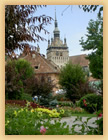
[80,16,103,81]
[5,59,34,99]
[5,5,53,54]
[21,93,33,102]
[59,63,92,102]
[49,99,58,107]
[26,76,54,106]
[5,105,103,135]
[80,94,103,113]
[53,93,69,101]
[58,101,73,107]
[79,5,103,17]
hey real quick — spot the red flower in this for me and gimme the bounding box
[98,113,103,117]
[84,103,87,107]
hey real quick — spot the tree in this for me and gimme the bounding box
[59,63,93,103]
[5,5,53,55]
[5,59,34,99]
[79,5,103,17]
[61,5,103,17]
[25,75,54,106]
[79,16,103,80]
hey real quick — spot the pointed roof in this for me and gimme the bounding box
[19,50,60,74]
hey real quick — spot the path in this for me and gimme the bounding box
[51,116,99,133]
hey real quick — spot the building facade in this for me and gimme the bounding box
[18,46,60,94]
[47,10,69,68]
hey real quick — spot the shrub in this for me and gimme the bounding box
[59,63,94,103]
[5,59,34,99]
[49,99,58,107]
[21,93,33,102]
[26,76,54,106]
[79,94,103,113]
[53,93,69,101]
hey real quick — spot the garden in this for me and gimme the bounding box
[5,59,103,135]
[5,5,103,135]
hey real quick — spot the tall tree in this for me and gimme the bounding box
[79,16,103,80]
[59,63,93,103]
[5,5,53,55]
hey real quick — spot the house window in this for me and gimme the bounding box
[34,66,39,69]
[48,77,51,82]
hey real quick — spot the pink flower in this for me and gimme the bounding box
[56,105,59,108]
[98,113,103,117]
[40,126,46,135]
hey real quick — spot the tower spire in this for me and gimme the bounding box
[55,8,58,28]
[55,8,57,21]
[53,8,60,39]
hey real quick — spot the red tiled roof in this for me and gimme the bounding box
[69,54,89,67]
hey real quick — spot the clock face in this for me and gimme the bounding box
[56,51,59,56]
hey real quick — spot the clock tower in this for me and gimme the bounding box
[46,9,69,68]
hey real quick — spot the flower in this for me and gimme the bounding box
[52,109,57,113]
[83,99,86,103]
[26,101,30,107]
[84,103,87,107]
[14,110,17,116]
[40,126,46,135]
[20,108,24,112]
[60,109,65,114]
[31,109,34,113]
[83,99,87,107]
[37,112,43,117]
[98,113,103,117]
[49,113,53,117]
[56,105,59,108]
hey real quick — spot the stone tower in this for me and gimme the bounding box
[46,9,69,68]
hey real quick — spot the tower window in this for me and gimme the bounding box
[60,52,62,56]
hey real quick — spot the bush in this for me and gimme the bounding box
[79,94,103,113]
[53,93,69,101]
[26,76,54,106]
[5,59,34,99]
[59,63,94,103]
[49,99,58,107]
[21,93,33,102]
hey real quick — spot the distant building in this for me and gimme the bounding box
[47,9,69,68]
[19,46,60,93]
[69,54,90,73]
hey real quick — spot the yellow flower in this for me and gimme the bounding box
[31,109,34,113]
[26,109,28,112]
[20,108,24,112]
[14,110,17,116]
[52,109,57,114]
[26,101,30,107]
[37,112,43,117]
[49,113,53,117]
[60,109,65,114]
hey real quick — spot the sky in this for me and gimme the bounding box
[28,5,101,57]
